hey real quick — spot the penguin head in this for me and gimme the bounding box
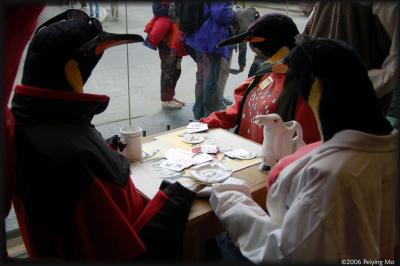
[21,9,144,93]
[285,38,392,141]
[255,113,283,129]
[217,13,299,59]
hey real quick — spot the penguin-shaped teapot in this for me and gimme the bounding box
[255,113,305,172]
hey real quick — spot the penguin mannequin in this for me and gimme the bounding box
[285,39,393,141]
[255,113,305,171]
[218,13,298,75]
[21,9,144,94]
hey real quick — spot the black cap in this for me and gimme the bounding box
[217,13,299,48]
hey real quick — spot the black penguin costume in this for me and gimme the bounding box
[11,9,196,261]
[285,38,393,140]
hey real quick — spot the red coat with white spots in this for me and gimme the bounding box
[201,72,320,144]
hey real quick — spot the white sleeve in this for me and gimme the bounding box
[210,182,338,263]
[210,183,283,263]
[370,1,399,98]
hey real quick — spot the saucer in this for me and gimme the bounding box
[224,149,256,160]
[190,162,232,184]
[181,133,205,144]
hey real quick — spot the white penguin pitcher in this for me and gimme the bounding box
[255,113,305,171]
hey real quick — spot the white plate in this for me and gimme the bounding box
[186,122,207,129]
[224,149,256,160]
[181,133,205,144]
[190,162,232,184]
[186,122,209,133]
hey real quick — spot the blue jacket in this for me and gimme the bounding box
[185,1,234,60]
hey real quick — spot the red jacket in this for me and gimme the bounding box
[201,72,321,145]
[144,1,187,56]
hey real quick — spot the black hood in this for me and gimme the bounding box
[285,39,393,140]
[22,19,102,91]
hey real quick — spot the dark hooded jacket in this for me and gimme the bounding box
[11,83,195,261]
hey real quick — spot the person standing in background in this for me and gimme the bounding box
[88,1,99,18]
[110,1,119,21]
[217,5,259,106]
[143,0,187,109]
[68,0,75,8]
[185,1,235,120]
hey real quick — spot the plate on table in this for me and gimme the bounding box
[181,133,205,144]
[186,122,208,133]
[224,148,256,160]
[190,162,232,184]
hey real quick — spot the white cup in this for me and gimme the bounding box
[119,125,143,161]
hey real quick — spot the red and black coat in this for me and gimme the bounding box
[11,85,195,261]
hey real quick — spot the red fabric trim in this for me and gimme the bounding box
[14,85,109,103]
[133,191,169,232]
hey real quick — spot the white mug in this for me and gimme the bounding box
[119,125,143,161]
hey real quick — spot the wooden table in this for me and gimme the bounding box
[130,128,267,261]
